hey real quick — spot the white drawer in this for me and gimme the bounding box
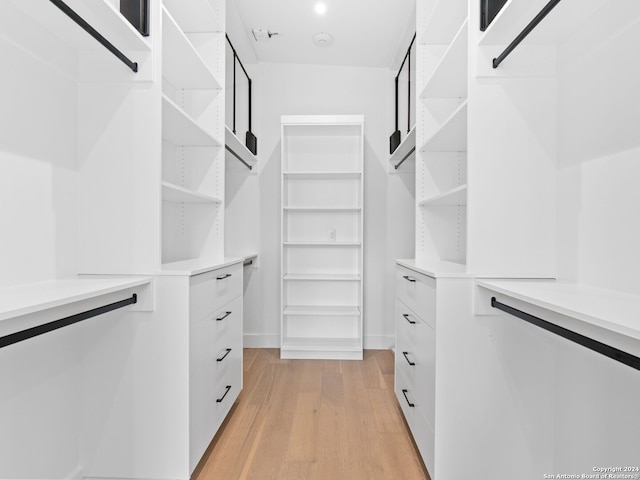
[190,297,242,372]
[396,265,436,330]
[395,369,435,474]
[395,300,436,431]
[190,263,242,322]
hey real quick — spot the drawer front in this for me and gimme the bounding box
[190,263,242,322]
[395,300,435,430]
[190,297,242,372]
[189,351,242,472]
[395,369,435,474]
[396,265,436,330]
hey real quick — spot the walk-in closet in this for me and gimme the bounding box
[1,0,639,479]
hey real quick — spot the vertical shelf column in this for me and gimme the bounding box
[280,115,364,360]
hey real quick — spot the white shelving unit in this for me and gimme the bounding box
[161,0,225,267]
[280,115,364,360]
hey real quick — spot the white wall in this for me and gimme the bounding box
[243,61,413,349]
[0,4,80,476]
[557,4,640,296]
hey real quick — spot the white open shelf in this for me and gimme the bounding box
[225,126,257,169]
[421,0,469,45]
[420,100,468,152]
[0,277,150,323]
[283,171,362,179]
[283,241,361,247]
[390,126,416,172]
[162,6,220,90]
[284,274,361,281]
[11,0,150,54]
[162,95,220,147]
[419,184,467,206]
[283,305,361,316]
[477,279,640,343]
[163,0,221,33]
[421,19,468,99]
[161,181,221,204]
[479,0,609,46]
[284,207,361,212]
[281,337,361,351]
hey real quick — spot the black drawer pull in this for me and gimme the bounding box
[216,273,232,280]
[402,351,415,366]
[217,348,232,362]
[402,389,415,408]
[216,311,232,321]
[216,385,232,403]
[403,313,416,325]
[403,275,416,283]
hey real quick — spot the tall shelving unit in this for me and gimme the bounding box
[161,0,225,268]
[416,0,469,270]
[280,115,364,360]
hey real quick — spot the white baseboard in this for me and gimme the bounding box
[364,334,394,350]
[243,333,280,348]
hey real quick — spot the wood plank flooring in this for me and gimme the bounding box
[193,349,431,480]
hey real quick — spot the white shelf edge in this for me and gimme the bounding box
[283,171,362,179]
[420,100,468,152]
[420,18,469,100]
[163,0,221,33]
[283,305,361,316]
[225,126,257,170]
[0,277,151,323]
[419,184,467,206]
[389,126,417,171]
[162,6,221,90]
[161,181,221,204]
[283,241,362,247]
[396,258,470,278]
[283,274,361,281]
[420,0,469,45]
[159,257,244,276]
[283,207,362,212]
[162,94,221,147]
[477,279,640,343]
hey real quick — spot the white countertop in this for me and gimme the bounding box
[159,257,245,276]
[0,276,151,322]
[396,258,471,278]
[477,279,640,342]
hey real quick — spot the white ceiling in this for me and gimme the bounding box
[228,0,415,68]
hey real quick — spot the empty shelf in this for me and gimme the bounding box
[420,0,468,45]
[421,100,468,152]
[162,95,220,147]
[283,241,361,247]
[162,181,221,203]
[421,19,468,99]
[283,305,361,316]
[162,6,220,90]
[284,274,361,281]
[163,0,221,33]
[419,185,467,206]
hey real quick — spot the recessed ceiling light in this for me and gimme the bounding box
[315,2,327,15]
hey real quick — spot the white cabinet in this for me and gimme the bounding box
[280,115,364,360]
[395,264,436,471]
[188,262,243,472]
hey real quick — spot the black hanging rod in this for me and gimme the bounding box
[225,145,253,170]
[394,146,416,170]
[0,294,138,349]
[49,0,139,72]
[243,259,254,267]
[490,297,640,372]
[492,0,562,68]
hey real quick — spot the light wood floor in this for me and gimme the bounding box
[193,348,431,480]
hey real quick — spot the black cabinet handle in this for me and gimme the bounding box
[216,348,232,362]
[216,273,232,280]
[402,351,415,366]
[216,385,232,403]
[403,275,416,283]
[216,311,232,321]
[403,313,416,325]
[402,389,415,408]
